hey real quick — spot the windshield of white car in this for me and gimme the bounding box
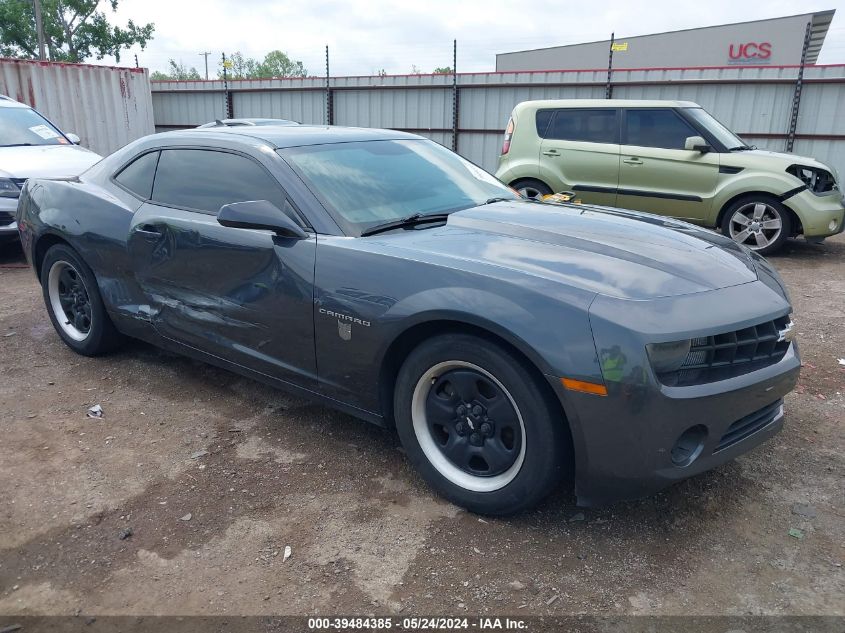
[0,107,69,147]
[278,139,518,236]
[683,107,746,151]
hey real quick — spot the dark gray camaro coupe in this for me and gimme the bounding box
[17,126,800,514]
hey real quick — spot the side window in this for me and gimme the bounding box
[151,149,286,214]
[625,109,698,150]
[535,110,554,137]
[114,151,159,199]
[544,109,618,144]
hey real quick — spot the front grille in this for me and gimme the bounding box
[715,399,783,452]
[660,314,792,386]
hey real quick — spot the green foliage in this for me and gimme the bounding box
[150,59,201,81]
[433,66,452,74]
[218,50,307,79]
[0,0,154,63]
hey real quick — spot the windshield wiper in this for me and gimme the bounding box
[360,212,451,237]
[0,143,37,147]
[481,196,514,206]
[728,145,755,152]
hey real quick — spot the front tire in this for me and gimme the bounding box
[41,244,123,356]
[394,334,567,515]
[721,195,791,255]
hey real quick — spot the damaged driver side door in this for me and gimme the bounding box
[126,147,317,388]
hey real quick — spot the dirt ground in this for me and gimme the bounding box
[0,235,842,619]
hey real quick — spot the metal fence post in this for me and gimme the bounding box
[221,52,233,119]
[605,32,614,99]
[452,39,459,152]
[326,46,333,126]
[785,22,812,153]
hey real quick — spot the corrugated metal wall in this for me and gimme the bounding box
[0,58,155,156]
[152,64,845,177]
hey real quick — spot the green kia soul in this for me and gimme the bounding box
[495,99,845,255]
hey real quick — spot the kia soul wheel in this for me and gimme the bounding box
[722,196,791,255]
[394,334,567,515]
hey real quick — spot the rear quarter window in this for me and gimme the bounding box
[540,108,619,144]
[113,151,159,200]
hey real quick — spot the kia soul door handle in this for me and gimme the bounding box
[542,149,561,156]
[623,157,644,165]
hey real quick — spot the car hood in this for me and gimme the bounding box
[0,144,102,179]
[372,201,760,300]
[728,148,832,173]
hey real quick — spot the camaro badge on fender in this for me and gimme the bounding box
[319,307,370,341]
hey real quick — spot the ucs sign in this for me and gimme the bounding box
[729,42,772,62]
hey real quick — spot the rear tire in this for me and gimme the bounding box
[41,244,123,356]
[512,179,552,200]
[721,195,791,256]
[394,333,567,515]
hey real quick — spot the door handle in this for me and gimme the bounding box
[623,157,643,165]
[542,149,561,157]
[135,224,162,238]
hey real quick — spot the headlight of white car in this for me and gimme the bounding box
[0,177,21,199]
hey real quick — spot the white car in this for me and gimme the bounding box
[1,95,102,243]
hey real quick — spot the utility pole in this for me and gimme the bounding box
[199,51,212,80]
[134,54,139,68]
[32,0,47,61]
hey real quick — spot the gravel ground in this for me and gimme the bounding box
[0,235,842,618]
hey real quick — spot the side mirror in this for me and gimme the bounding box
[217,200,308,239]
[684,135,711,153]
[66,133,81,144]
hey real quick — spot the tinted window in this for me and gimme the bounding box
[114,151,159,199]
[625,109,698,150]
[543,109,618,143]
[152,149,285,214]
[535,110,554,137]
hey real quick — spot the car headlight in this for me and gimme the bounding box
[0,177,20,199]
[786,164,837,194]
[646,340,691,374]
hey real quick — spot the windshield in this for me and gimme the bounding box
[683,107,747,150]
[278,139,518,236]
[0,106,68,147]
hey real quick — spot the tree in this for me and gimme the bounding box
[218,51,259,79]
[256,50,307,78]
[219,50,307,79]
[0,0,154,63]
[433,66,452,74]
[150,59,201,81]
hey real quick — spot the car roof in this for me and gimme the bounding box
[0,95,31,109]
[515,99,700,109]
[155,125,424,149]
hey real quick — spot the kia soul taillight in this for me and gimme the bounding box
[502,117,514,155]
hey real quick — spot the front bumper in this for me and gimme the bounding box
[558,280,800,507]
[784,189,845,238]
[0,196,19,240]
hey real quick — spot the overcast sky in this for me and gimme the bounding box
[101,0,845,77]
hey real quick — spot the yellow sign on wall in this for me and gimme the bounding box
[611,42,629,52]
